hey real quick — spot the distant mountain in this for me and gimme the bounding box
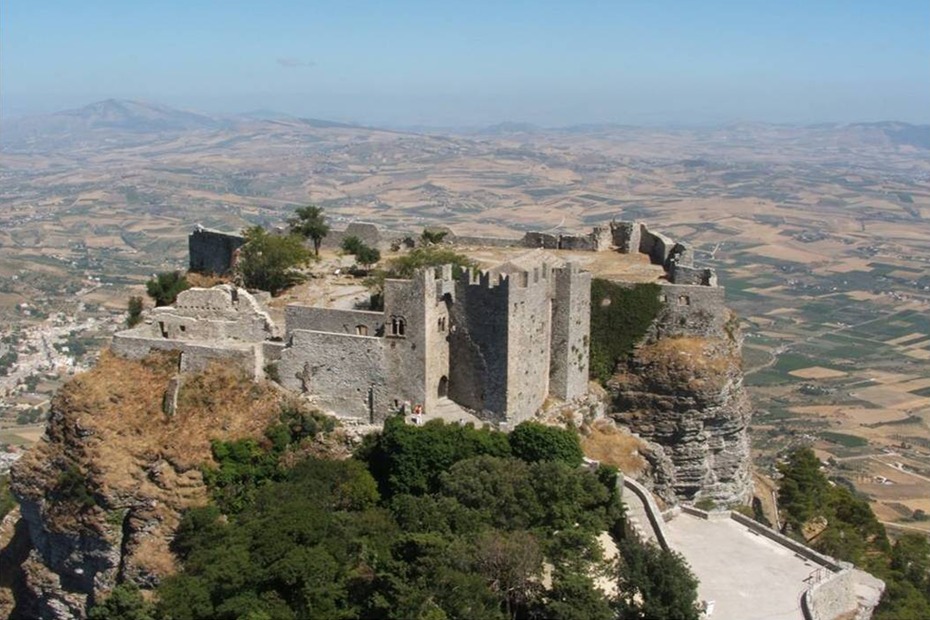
[848,121,930,150]
[479,121,542,135]
[1,99,232,151]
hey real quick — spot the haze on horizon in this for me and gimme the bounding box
[2,0,929,128]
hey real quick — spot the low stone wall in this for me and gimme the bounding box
[111,335,260,379]
[728,511,845,571]
[802,570,856,620]
[285,306,384,338]
[449,234,523,248]
[622,477,671,550]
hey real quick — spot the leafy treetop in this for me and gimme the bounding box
[289,205,330,256]
[146,271,190,307]
[236,226,312,296]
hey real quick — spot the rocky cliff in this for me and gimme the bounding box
[3,351,288,619]
[607,311,753,506]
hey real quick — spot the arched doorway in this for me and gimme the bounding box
[438,375,449,398]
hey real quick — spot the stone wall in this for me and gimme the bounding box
[285,306,384,338]
[144,285,278,343]
[549,263,591,402]
[504,269,553,425]
[449,271,510,417]
[654,283,729,340]
[188,228,244,275]
[111,335,260,378]
[610,221,641,254]
[322,222,389,250]
[278,330,388,421]
[448,234,522,248]
[382,274,430,413]
[669,264,717,286]
[522,232,560,249]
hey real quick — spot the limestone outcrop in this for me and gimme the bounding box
[5,352,285,619]
[607,313,753,505]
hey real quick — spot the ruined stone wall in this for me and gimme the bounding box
[522,232,560,249]
[285,306,384,338]
[448,234,522,248]
[668,264,716,286]
[111,335,260,378]
[638,225,676,267]
[322,222,385,250]
[504,269,553,425]
[549,263,591,401]
[610,221,641,253]
[278,330,388,421]
[143,286,278,342]
[654,283,729,340]
[188,228,244,275]
[449,271,510,417]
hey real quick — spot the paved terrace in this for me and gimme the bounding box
[665,512,819,620]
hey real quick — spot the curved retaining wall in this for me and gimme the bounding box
[621,477,671,550]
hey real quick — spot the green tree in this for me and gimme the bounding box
[616,538,700,620]
[340,235,364,255]
[126,295,144,327]
[420,229,448,246]
[145,271,190,307]
[0,474,16,521]
[357,417,511,498]
[288,205,330,257]
[355,244,381,269]
[384,246,474,280]
[540,569,615,620]
[777,447,830,531]
[509,422,584,467]
[237,226,312,296]
[88,584,155,620]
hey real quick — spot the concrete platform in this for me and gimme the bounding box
[665,513,820,620]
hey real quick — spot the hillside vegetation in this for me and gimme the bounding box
[88,418,700,620]
[778,448,930,619]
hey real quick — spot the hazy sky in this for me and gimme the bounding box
[2,0,928,126]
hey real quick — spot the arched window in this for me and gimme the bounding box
[356,325,369,336]
[391,316,406,337]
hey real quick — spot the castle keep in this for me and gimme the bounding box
[277,256,589,423]
[116,219,724,426]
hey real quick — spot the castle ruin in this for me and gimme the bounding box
[118,218,725,428]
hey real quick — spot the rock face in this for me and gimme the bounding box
[6,351,284,619]
[607,312,753,505]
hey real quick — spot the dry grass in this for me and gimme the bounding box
[15,350,285,580]
[628,336,739,393]
[185,271,231,288]
[581,419,648,476]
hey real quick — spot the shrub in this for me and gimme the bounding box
[55,464,97,510]
[509,422,584,467]
[341,235,364,255]
[126,296,144,327]
[145,271,190,307]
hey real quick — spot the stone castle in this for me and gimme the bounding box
[116,219,725,426]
